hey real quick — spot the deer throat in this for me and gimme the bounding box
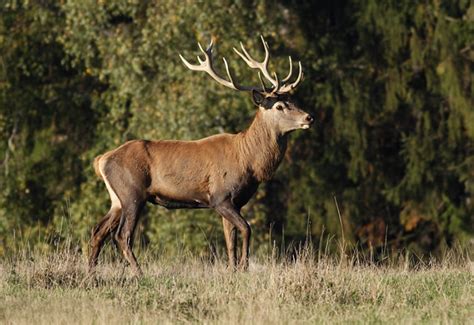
[238,118,288,182]
[252,136,287,182]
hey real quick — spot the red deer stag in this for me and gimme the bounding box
[88,36,314,276]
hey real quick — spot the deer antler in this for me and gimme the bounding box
[279,59,303,93]
[234,36,303,94]
[233,36,278,91]
[179,39,255,91]
[180,36,303,94]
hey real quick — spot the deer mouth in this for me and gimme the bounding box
[300,114,314,129]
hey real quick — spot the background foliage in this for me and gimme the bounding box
[0,0,472,257]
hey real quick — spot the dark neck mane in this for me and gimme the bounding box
[237,110,288,182]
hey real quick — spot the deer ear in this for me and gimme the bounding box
[251,90,265,107]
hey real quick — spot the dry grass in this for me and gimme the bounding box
[0,246,473,324]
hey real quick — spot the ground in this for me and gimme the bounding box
[0,248,473,324]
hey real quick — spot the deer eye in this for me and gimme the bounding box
[275,103,284,111]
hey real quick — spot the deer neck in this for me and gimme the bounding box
[237,110,288,182]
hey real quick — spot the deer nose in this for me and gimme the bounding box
[305,114,314,124]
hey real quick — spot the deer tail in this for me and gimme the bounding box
[93,154,104,179]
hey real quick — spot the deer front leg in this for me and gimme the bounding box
[222,217,237,269]
[215,203,251,270]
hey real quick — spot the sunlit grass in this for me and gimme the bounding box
[0,242,472,324]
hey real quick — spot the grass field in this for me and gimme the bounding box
[0,246,473,324]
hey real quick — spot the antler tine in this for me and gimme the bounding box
[271,71,280,94]
[279,61,303,93]
[260,35,270,67]
[281,56,293,83]
[179,41,209,71]
[179,53,200,70]
[222,57,244,90]
[234,42,256,68]
[198,41,206,54]
[258,72,270,92]
[206,38,214,52]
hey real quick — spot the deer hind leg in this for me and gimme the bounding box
[222,217,237,269]
[88,165,122,273]
[216,203,251,271]
[95,152,149,276]
[114,199,144,277]
[88,207,121,272]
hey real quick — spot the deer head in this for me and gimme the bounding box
[179,36,314,135]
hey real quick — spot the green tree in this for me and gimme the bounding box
[283,0,473,252]
[0,1,101,253]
